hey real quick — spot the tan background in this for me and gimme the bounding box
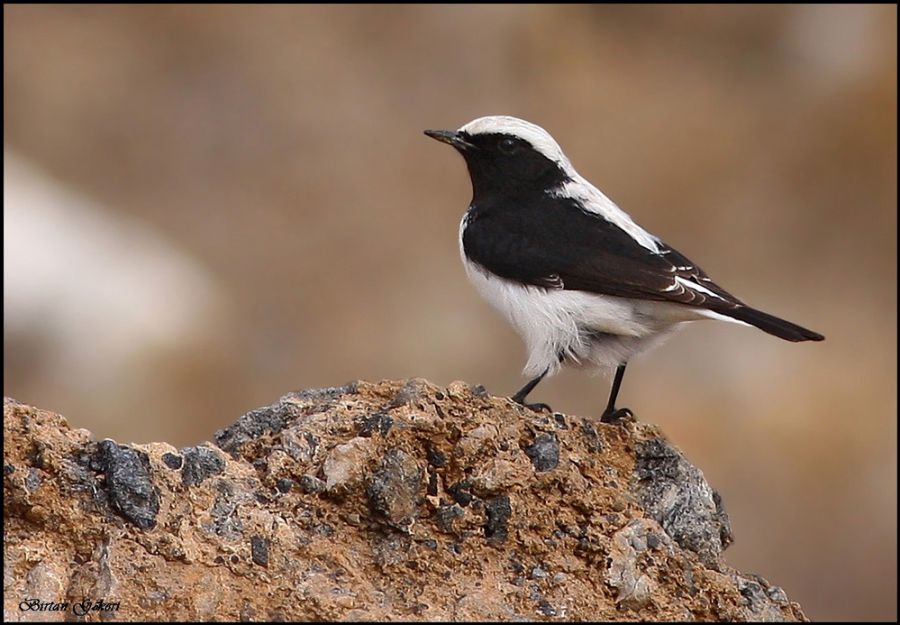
[3,5,896,621]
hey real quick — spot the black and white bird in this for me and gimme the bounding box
[425,115,824,422]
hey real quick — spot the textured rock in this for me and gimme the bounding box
[89,440,160,530]
[634,437,734,567]
[524,433,560,472]
[367,448,423,530]
[2,383,807,621]
[180,445,225,487]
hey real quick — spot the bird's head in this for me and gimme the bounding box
[425,116,575,198]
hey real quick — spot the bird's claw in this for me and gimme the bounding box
[511,398,553,413]
[600,407,633,424]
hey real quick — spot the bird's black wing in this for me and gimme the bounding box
[462,197,744,312]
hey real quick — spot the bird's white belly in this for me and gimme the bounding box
[462,255,689,376]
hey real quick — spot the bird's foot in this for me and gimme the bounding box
[512,397,553,413]
[600,407,633,424]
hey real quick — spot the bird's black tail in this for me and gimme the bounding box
[726,306,825,342]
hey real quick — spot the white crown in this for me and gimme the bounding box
[459,116,574,172]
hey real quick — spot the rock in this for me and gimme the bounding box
[483,495,512,545]
[214,384,356,458]
[162,452,183,470]
[90,440,160,529]
[322,437,373,493]
[2,382,808,621]
[386,378,431,409]
[523,433,559,472]
[249,536,269,568]
[471,456,531,495]
[366,448,423,529]
[180,445,225,487]
[357,412,393,438]
[426,446,447,468]
[275,477,295,493]
[607,519,669,610]
[297,474,325,494]
[633,437,734,567]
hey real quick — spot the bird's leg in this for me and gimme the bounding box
[600,363,633,423]
[511,367,552,413]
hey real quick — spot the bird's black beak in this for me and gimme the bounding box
[424,129,475,150]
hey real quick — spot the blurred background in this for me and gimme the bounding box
[3,5,895,620]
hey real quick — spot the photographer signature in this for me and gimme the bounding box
[19,598,121,616]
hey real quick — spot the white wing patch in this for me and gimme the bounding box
[674,276,723,299]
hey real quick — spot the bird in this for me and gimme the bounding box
[424,115,824,423]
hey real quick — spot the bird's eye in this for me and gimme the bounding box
[498,137,520,155]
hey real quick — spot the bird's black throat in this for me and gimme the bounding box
[456,132,571,201]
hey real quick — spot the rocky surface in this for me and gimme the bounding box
[3,380,807,621]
